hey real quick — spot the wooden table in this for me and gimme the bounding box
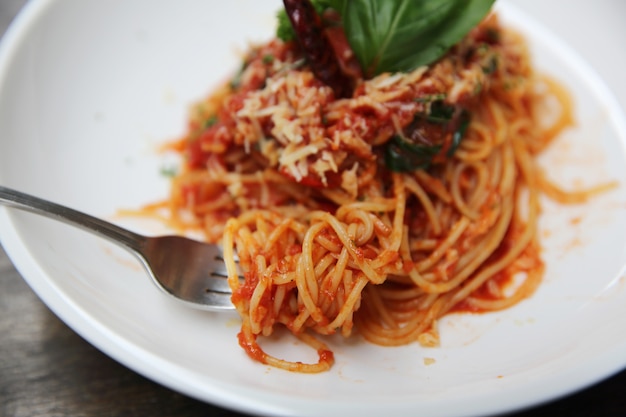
[2,1,626,416]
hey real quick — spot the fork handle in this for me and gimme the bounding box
[0,185,146,252]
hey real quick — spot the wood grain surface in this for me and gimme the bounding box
[1,1,626,416]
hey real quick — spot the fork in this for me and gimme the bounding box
[0,185,237,311]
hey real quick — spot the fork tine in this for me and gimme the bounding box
[205,252,244,294]
[202,272,245,310]
[201,288,236,309]
[205,276,232,293]
[210,254,243,279]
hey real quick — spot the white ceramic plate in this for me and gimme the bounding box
[1,1,626,416]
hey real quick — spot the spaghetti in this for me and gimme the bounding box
[161,13,609,372]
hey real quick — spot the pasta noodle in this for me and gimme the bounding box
[159,13,614,373]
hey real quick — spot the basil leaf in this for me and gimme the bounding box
[384,103,471,171]
[426,101,455,124]
[384,135,441,172]
[276,0,339,42]
[276,8,296,42]
[337,0,495,77]
[447,109,470,157]
[202,115,218,129]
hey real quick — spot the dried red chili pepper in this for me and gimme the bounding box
[282,0,355,98]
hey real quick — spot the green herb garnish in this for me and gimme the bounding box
[426,101,455,124]
[337,0,496,77]
[277,0,336,42]
[202,115,218,129]
[160,166,178,178]
[482,54,498,74]
[448,109,470,157]
[385,135,441,172]
[277,0,495,78]
[276,9,295,42]
[385,101,471,172]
